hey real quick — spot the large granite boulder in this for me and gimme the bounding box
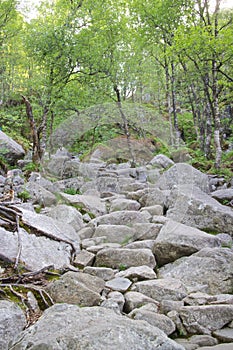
[0,227,72,271]
[156,163,210,193]
[9,303,185,350]
[166,185,233,235]
[133,278,187,302]
[153,220,221,266]
[46,271,105,307]
[0,300,26,350]
[159,248,233,294]
[47,204,84,233]
[95,247,156,269]
[93,224,136,244]
[178,304,233,335]
[0,130,25,165]
[60,192,106,217]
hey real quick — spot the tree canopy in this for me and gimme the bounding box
[0,0,233,172]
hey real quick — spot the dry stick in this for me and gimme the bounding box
[14,215,22,270]
[1,283,54,306]
[21,265,55,277]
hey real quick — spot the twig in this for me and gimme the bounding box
[14,215,22,270]
[21,265,55,277]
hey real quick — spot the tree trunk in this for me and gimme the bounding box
[114,85,136,167]
[22,96,41,164]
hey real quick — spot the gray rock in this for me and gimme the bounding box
[141,204,163,216]
[83,266,115,281]
[20,208,80,252]
[156,163,210,193]
[133,222,163,240]
[25,181,58,207]
[0,130,25,165]
[73,250,95,268]
[60,192,106,217]
[183,292,217,306]
[45,271,105,306]
[189,335,218,347]
[9,304,185,350]
[211,188,233,203]
[47,204,84,232]
[0,227,71,271]
[124,291,160,313]
[106,291,125,312]
[109,198,141,212]
[89,210,151,226]
[160,300,184,314]
[0,300,26,350]
[105,277,132,292]
[115,265,157,281]
[124,239,155,250]
[129,304,176,335]
[134,278,187,302]
[96,174,119,193]
[159,248,233,295]
[149,154,175,169]
[95,248,156,269]
[213,328,233,342]
[153,220,220,266]
[166,185,233,235]
[139,187,168,208]
[93,224,135,244]
[179,304,233,335]
[196,344,233,350]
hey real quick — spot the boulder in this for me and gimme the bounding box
[73,250,95,268]
[105,277,132,292]
[133,222,163,240]
[129,303,176,335]
[105,291,125,312]
[211,188,233,204]
[115,265,157,281]
[93,224,136,244]
[109,198,141,212]
[0,300,26,350]
[153,220,220,266]
[20,208,80,252]
[159,248,233,295]
[47,204,84,232]
[156,163,210,193]
[95,248,156,269]
[178,304,233,335]
[134,278,187,302]
[0,227,72,271]
[213,328,233,342]
[124,291,160,313]
[9,303,185,350]
[60,192,106,217]
[46,271,105,306]
[83,266,115,281]
[89,210,151,226]
[25,182,57,207]
[0,130,25,165]
[149,154,174,169]
[166,185,233,235]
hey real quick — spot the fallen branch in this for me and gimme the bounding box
[14,215,22,270]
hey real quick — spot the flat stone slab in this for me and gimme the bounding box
[105,277,132,292]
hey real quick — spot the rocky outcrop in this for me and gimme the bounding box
[1,153,233,350]
[9,303,184,350]
[0,130,25,165]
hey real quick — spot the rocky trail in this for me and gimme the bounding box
[0,141,233,349]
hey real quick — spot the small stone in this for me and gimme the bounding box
[105,277,132,292]
[73,250,95,268]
